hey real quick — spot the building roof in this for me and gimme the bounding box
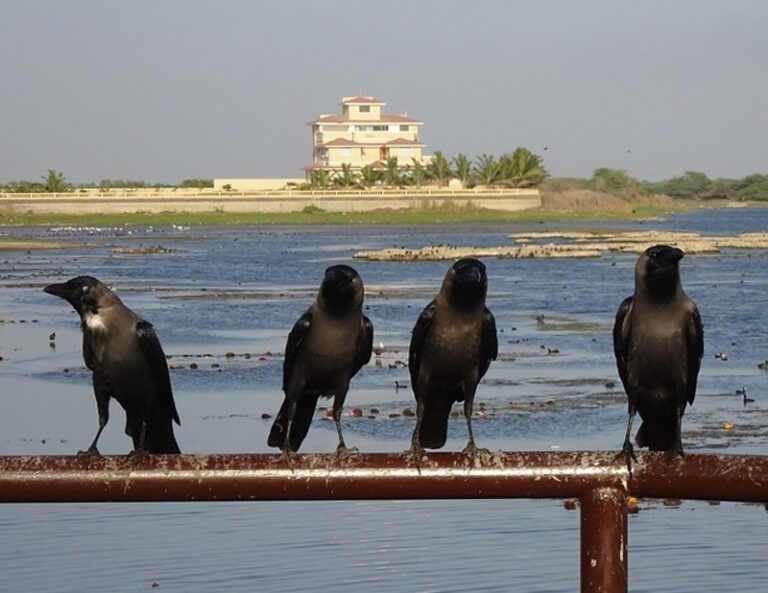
[319,137,425,148]
[341,96,385,105]
[320,138,363,147]
[310,113,423,125]
[385,137,425,147]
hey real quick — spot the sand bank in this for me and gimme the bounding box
[354,230,768,261]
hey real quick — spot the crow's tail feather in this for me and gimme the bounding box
[267,395,319,452]
[635,419,676,452]
[419,396,455,450]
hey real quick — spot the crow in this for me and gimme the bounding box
[407,258,498,460]
[268,265,373,454]
[44,276,180,455]
[613,245,703,462]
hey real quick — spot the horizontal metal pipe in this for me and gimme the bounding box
[0,451,766,503]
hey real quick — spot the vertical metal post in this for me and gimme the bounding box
[581,487,627,593]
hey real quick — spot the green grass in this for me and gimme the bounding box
[0,205,683,227]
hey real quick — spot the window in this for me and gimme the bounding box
[359,105,370,113]
[400,125,410,132]
[372,125,388,132]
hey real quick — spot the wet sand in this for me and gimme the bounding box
[354,230,768,260]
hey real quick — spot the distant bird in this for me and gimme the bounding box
[738,387,755,406]
[407,258,498,460]
[613,245,703,463]
[44,276,181,455]
[268,265,373,454]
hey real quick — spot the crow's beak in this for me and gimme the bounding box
[659,246,684,265]
[458,264,482,283]
[43,282,71,299]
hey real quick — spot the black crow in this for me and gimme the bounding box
[44,276,181,455]
[268,265,373,454]
[407,258,498,459]
[613,245,703,461]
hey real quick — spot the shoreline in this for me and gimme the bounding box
[0,201,693,229]
[0,202,762,254]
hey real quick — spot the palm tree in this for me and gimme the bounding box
[334,163,357,188]
[499,147,547,188]
[407,158,427,187]
[311,169,332,190]
[453,153,473,187]
[473,154,502,186]
[427,150,453,187]
[383,157,403,187]
[42,169,69,193]
[359,165,380,189]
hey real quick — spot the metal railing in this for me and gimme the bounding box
[1,451,766,593]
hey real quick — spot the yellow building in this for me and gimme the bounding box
[304,96,426,176]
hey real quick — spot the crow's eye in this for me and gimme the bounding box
[81,284,90,294]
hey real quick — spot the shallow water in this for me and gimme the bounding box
[1,209,767,592]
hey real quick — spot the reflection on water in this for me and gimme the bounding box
[1,209,767,592]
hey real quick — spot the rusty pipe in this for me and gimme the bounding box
[0,451,766,503]
[581,487,628,593]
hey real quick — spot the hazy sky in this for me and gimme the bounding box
[2,1,767,184]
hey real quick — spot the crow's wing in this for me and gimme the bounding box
[282,311,312,393]
[409,301,436,388]
[685,300,704,405]
[612,296,633,390]
[353,315,374,376]
[136,321,180,425]
[479,307,498,379]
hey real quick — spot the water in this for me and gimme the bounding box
[1,209,767,592]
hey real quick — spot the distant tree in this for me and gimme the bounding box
[42,169,69,193]
[427,150,453,186]
[334,163,357,188]
[311,169,332,189]
[406,159,427,187]
[6,180,42,193]
[589,168,643,197]
[703,179,736,200]
[99,179,148,189]
[498,147,547,188]
[383,157,403,187]
[646,171,712,199]
[358,164,380,188]
[473,154,502,186]
[731,173,768,200]
[452,153,473,187]
[179,178,213,189]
